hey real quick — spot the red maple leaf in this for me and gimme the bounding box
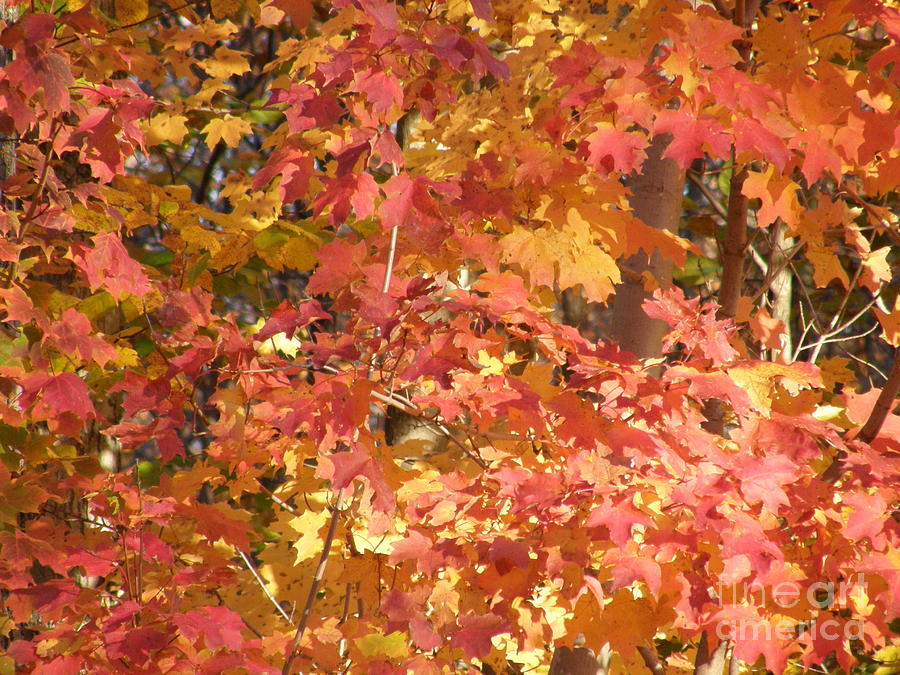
[256,299,330,341]
[352,68,404,116]
[20,372,96,426]
[252,144,315,203]
[653,109,731,168]
[451,614,508,659]
[173,606,246,651]
[44,307,118,367]
[76,232,152,299]
[586,123,647,174]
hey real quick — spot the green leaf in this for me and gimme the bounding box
[78,291,117,321]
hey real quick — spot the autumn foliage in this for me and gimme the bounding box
[0,0,899,673]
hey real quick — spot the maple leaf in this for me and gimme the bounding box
[842,491,888,546]
[643,288,738,364]
[269,0,313,26]
[20,372,96,425]
[586,122,648,175]
[253,145,315,203]
[6,44,73,115]
[0,284,46,327]
[741,165,801,228]
[202,114,252,149]
[145,113,189,145]
[388,529,446,575]
[500,220,619,303]
[451,614,508,660]
[379,173,416,231]
[174,606,246,651]
[586,498,653,546]
[712,606,791,674]
[75,232,152,299]
[44,308,118,367]
[730,453,797,513]
[255,299,330,341]
[352,67,404,117]
[874,296,900,346]
[653,109,731,169]
[734,116,789,170]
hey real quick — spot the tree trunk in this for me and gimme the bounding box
[611,135,684,360]
[768,220,794,360]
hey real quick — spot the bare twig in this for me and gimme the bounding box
[256,480,300,516]
[687,171,728,220]
[795,322,879,354]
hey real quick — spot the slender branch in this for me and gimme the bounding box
[687,171,728,220]
[839,180,900,248]
[256,480,299,516]
[748,242,768,275]
[796,323,879,354]
[282,490,343,675]
[709,0,733,20]
[638,644,666,675]
[822,345,900,482]
[239,550,292,623]
[382,224,399,295]
[750,239,804,304]
[858,345,900,444]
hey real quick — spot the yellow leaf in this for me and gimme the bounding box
[210,0,243,19]
[355,631,409,660]
[861,246,892,291]
[808,245,849,288]
[727,361,822,413]
[500,218,620,303]
[874,296,900,346]
[288,509,329,563]
[113,346,139,368]
[477,349,505,376]
[201,47,251,80]
[114,0,148,24]
[202,115,252,149]
[145,113,188,146]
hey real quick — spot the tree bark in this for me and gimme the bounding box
[549,645,611,675]
[0,2,18,187]
[693,633,729,675]
[611,135,685,360]
[716,163,748,320]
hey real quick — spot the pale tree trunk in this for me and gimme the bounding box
[768,221,794,360]
[611,135,684,361]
